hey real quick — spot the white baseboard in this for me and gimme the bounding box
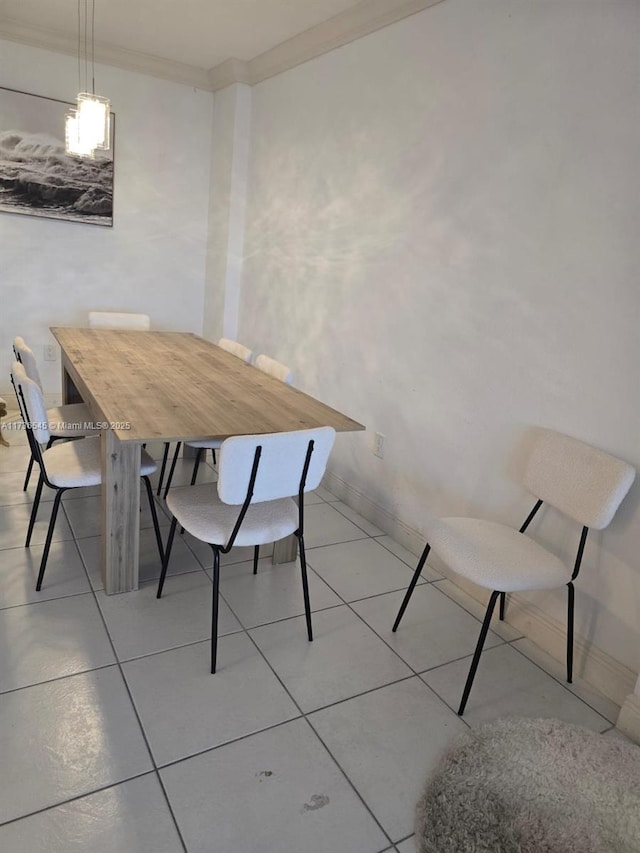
[617,694,640,744]
[322,469,638,709]
[323,469,426,554]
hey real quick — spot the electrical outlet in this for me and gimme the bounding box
[373,432,385,459]
[43,344,57,362]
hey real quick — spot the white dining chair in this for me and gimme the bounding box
[392,427,635,716]
[160,338,254,497]
[11,361,164,591]
[217,338,253,363]
[157,426,336,673]
[254,354,294,385]
[12,336,100,491]
[88,311,151,330]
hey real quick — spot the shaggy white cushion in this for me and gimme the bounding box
[254,354,293,384]
[11,361,50,444]
[88,312,151,330]
[218,428,336,504]
[426,517,570,592]
[218,338,252,363]
[44,437,157,488]
[13,340,98,438]
[46,403,100,438]
[13,337,43,389]
[524,428,635,530]
[416,717,640,853]
[167,482,299,547]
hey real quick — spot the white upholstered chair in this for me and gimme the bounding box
[157,427,336,673]
[12,337,100,491]
[254,354,293,385]
[217,337,253,363]
[392,427,635,716]
[88,311,151,330]
[160,338,254,497]
[11,361,163,591]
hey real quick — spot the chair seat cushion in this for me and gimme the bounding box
[186,439,222,449]
[43,437,157,488]
[166,482,299,547]
[426,517,570,592]
[47,403,100,438]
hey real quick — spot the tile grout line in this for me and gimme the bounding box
[0,769,160,830]
[3,465,614,842]
[208,581,397,850]
[65,512,190,853]
[506,637,615,725]
[302,562,475,728]
[221,576,400,845]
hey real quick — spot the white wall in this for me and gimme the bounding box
[0,39,213,397]
[203,83,252,344]
[237,0,640,674]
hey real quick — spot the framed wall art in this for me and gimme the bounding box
[0,86,114,227]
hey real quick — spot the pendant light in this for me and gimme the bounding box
[65,0,111,158]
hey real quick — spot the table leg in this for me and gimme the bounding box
[272,495,299,564]
[272,535,298,563]
[61,360,83,404]
[101,430,141,594]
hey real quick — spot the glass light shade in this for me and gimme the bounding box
[65,109,95,158]
[76,93,111,151]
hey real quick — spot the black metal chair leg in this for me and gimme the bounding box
[458,590,501,716]
[567,582,575,683]
[211,547,220,673]
[211,448,217,467]
[36,489,66,591]
[163,442,182,499]
[23,456,34,491]
[253,545,260,575]
[190,448,203,486]
[142,476,164,563]
[392,544,431,632]
[25,472,44,547]
[297,534,313,641]
[499,591,506,621]
[156,517,178,598]
[156,442,170,496]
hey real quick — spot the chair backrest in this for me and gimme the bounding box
[88,312,151,330]
[13,337,43,391]
[523,428,635,530]
[11,360,50,445]
[254,354,293,385]
[218,427,336,505]
[218,338,253,363]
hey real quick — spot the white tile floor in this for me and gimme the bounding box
[0,433,622,852]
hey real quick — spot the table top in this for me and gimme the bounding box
[50,327,365,442]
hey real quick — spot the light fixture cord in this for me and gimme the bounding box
[91,0,96,94]
[77,0,81,93]
[84,0,88,92]
[76,0,97,94]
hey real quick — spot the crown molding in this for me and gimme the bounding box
[219,0,447,91]
[0,17,212,90]
[207,58,252,92]
[1,0,446,93]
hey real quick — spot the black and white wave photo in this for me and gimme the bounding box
[0,87,114,227]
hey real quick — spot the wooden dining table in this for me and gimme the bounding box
[50,327,364,594]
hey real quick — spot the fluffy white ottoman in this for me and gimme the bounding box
[416,717,640,853]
